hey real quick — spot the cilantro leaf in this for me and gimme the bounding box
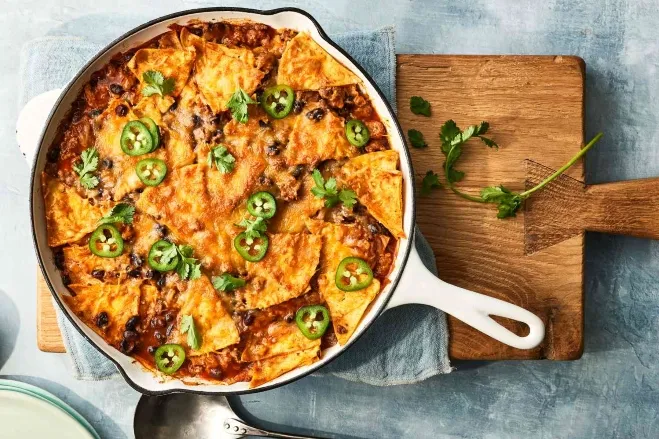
[421,170,442,196]
[73,148,99,189]
[410,96,431,116]
[141,70,175,97]
[227,88,256,124]
[237,217,267,239]
[207,145,235,173]
[408,129,427,148]
[175,244,201,280]
[480,186,523,219]
[98,203,135,225]
[158,242,179,267]
[212,273,246,292]
[180,315,201,350]
[339,189,358,209]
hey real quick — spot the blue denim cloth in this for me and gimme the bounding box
[20,23,450,384]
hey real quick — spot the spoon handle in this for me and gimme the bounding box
[224,417,322,439]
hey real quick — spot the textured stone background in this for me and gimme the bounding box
[2,1,659,438]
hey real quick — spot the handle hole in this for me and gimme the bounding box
[490,315,530,337]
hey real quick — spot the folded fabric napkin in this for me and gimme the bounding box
[20,19,451,385]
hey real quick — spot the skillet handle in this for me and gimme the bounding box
[387,239,545,350]
[16,88,62,165]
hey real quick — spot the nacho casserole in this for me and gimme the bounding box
[42,20,404,387]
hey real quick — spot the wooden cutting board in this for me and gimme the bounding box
[36,54,588,359]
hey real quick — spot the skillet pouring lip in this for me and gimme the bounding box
[29,6,416,395]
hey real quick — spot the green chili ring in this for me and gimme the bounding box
[138,117,160,150]
[295,305,330,340]
[154,344,186,375]
[148,240,179,272]
[261,85,295,119]
[335,256,374,291]
[345,119,370,147]
[136,158,167,186]
[234,232,269,262]
[120,120,153,156]
[89,224,124,258]
[246,191,277,219]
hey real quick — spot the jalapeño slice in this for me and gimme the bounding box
[89,224,124,258]
[136,158,167,186]
[335,257,374,291]
[154,344,186,375]
[295,305,330,340]
[261,85,295,119]
[148,240,179,272]
[120,120,153,156]
[246,191,277,219]
[234,232,269,262]
[345,120,370,147]
[138,117,160,150]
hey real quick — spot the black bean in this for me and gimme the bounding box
[89,108,102,118]
[209,368,222,378]
[164,311,175,323]
[154,331,166,344]
[265,143,280,156]
[47,147,60,163]
[243,311,255,326]
[189,27,203,37]
[337,325,348,334]
[135,188,144,194]
[130,253,143,267]
[89,76,99,88]
[109,84,124,95]
[157,276,167,290]
[150,316,165,329]
[293,99,306,114]
[166,323,174,337]
[147,346,156,355]
[258,175,273,186]
[102,158,114,169]
[291,165,305,179]
[128,269,142,278]
[120,338,135,354]
[192,114,202,127]
[155,224,168,237]
[53,249,65,270]
[91,269,105,280]
[168,100,178,112]
[144,269,155,280]
[284,313,294,323]
[368,223,381,235]
[61,274,71,286]
[95,311,109,328]
[125,315,140,331]
[306,107,325,121]
[123,330,138,340]
[115,104,128,117]
[258,119,270,128]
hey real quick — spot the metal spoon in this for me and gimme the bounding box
[133,393,324,439]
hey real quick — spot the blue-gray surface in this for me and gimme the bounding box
[1,1,658,438]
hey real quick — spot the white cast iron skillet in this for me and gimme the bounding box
[26,7,545,395]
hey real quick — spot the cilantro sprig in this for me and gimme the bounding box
[227,88,256,123]
[236,217,267,239]
[155,241,202,280]
[98,203,135,225]
[311,169,357,208]
[410,96,431,116]
[212,273,246,292]
[180,315,201,350]
[421,171,442,196]
[408,129,428,148]
[436,119,603,218]
[141,70,175,97]
[207,145,236,173]
[73,148,99,189]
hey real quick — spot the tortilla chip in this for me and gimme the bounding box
[173,275,240,356]
[307,220,382,344]
[62,245,130,285]
[42,176,105,247]
[242,321,320,362]
[283,104,357,166]
[277,33,360,90]
[340,151,405,238]
[130,212,161,257]
[243,233,322,309]
[269,175,324,233]
[250,347,320,388]
[183,29,264,113]
[127,47,195,97]
[64,280,141,346]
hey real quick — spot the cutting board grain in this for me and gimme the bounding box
[37,54,586,360]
